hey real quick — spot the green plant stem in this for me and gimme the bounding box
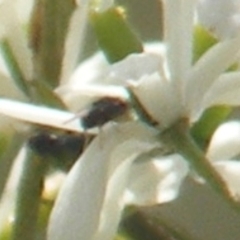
[0,133,25,200]
[161,119,240,210]
[11,149,48,240]
[30,0,75,88]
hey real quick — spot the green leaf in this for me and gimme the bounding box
[193,25,218,63]
[0,40,31,97]
[90,7,143,63]
[0,221,12,240]
[29,0,76,88]
[191,106,232,150]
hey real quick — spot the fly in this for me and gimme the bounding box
[80,97,129,129]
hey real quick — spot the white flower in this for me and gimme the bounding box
[57,1,240,128]
[130,6,240,129]
[48,122,188,240]
[0,0,239,239]
[46,0,240,240]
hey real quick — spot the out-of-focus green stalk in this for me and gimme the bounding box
[0,133,25,200]
[1,36,67,109]
[91,7,143,63]
[30,81,67,109]
[11,148,48,240]
[29,0,76,88]
[0,40,31,97]
[191,105,232,150]
[161,119,240,211]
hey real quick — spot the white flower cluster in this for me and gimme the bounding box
[48,0,240,239]
[0,0,239,240]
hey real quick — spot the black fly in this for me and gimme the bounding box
[79,91,158,129]
[28,130,94,171]
[80,97,129,129]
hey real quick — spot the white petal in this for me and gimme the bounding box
[125,154,188,205]
[0,146,26,230]
[214,160,240,200]
[109,52,164,82]
[163,0,195,85]
[207,121,240,161]
[96,0,114,12]
[130,73,182,128]
[16,0,34,23]
[144,42,166,56]
[62,52,109,86]
[197,0,240,39]
[202,72,240,108]
[48,122,158,240]
[0,1,33,80]
[56,84,128,111]
[58,52,164,111]
[93,160,132,240]
[186,36,240,116]
[64,51,164,87]
[60,3,90,84]
[0,99,84,132]
[63,43,166,87]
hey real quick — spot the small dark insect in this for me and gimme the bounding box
[28,132,85,157]
[81,97,128,129]
[28,131,93,171]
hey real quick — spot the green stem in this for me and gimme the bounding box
[0,133,25,200]
[161,119,240,210]
[30,0,75,88]
[11,149,48,240]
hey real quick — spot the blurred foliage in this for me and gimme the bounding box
[191,106,232,150]
[30,0,76,88]
[192,25,218,63]
[0,40,31,98]
[90,7,143,63]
